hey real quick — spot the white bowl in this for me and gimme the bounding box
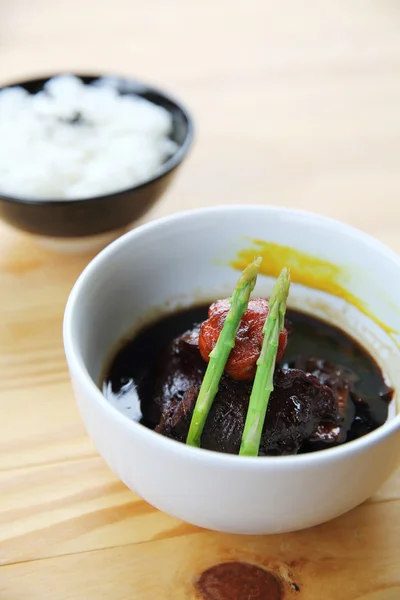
[63,205,400,534]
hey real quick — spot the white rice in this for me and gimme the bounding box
[0,75,179,200]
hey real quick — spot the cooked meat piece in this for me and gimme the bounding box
[199,298,288,381]
[310,423,343,444]
[140,324,206,427]
[155,386,198,439]
[201,376,250,453]
[259,369,339,455]
[157,368,339,456]
[287,356,356,411]
[282,356,356,447]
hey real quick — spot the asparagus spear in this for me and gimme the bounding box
[186,257,262,447]
[239,267,291,456]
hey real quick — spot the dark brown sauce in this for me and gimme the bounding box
[196,562,283,600]
[102,305,393,453]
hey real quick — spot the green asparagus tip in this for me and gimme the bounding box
[240,256,262,282]
[239,266,291,456]
[186,256,262,447]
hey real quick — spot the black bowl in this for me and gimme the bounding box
[0,74,194,239]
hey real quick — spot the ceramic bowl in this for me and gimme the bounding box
[63,206,400,534]
[0,74,194,252]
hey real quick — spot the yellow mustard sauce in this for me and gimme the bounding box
[231,239,397,336]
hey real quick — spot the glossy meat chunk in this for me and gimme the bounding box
[153,329,339,455]
[141,325,205,427]
[282,356,355,447]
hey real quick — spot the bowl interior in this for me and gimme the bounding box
[66,206,400,432]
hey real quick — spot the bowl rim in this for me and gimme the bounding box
[63,204,400,468]
[0,72,194,207]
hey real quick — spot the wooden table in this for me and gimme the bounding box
[1,1,400,598]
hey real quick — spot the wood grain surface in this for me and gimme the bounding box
[1,1,400,598]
